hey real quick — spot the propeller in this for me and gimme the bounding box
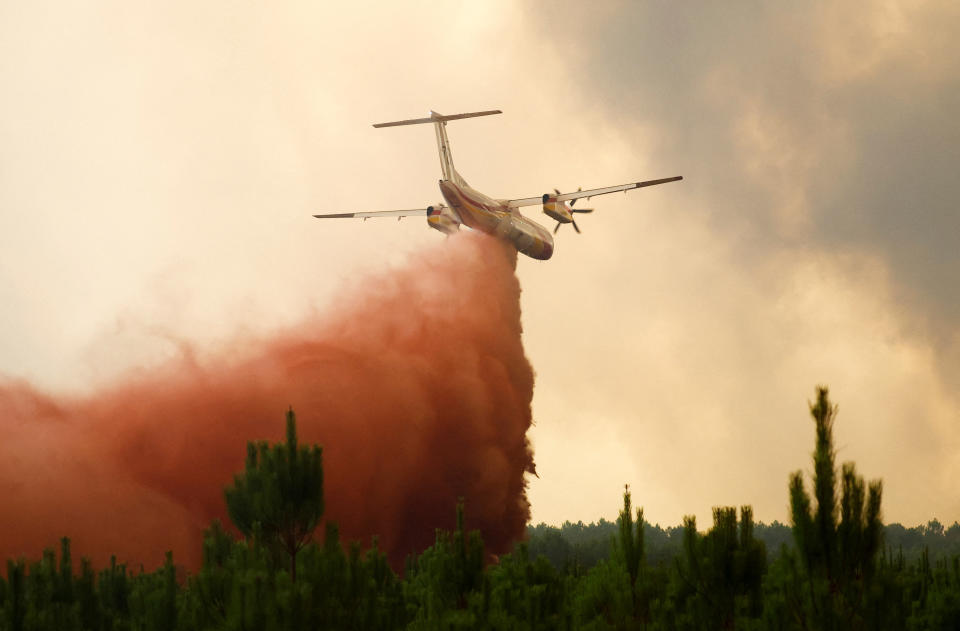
[552,188,593,234]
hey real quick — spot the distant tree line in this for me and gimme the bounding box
[528,511,960,576]
[2,388,959,629]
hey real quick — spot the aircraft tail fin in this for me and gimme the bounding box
[372,110,501,184]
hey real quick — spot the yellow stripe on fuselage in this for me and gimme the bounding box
[439,181,505,231]
[438,180,555,260]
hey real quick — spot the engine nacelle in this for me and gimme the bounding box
[426,203,461,235]
[542,193,572,224]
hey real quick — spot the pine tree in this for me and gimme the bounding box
[224,407,324,582]
[788,386,883,629]
[76,558,101,631]
[675,506,766,629]
[6,559,26,631]
[405,501,486,627]
[617,485,646,623]
[98,555,131,630]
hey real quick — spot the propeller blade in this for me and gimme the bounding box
[572,208,594,214]
[572,220,581,234]
[554,222,561,234]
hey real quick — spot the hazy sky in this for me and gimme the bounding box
[1,1,958,529]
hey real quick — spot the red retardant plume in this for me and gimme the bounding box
[0,231,536,571]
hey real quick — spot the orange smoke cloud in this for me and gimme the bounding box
[0,231,536,570]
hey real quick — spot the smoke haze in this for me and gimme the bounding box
[3,0,958,541]
[0,231,535,570]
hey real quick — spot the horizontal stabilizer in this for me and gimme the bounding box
[373,110,502,128]
[314,208,428,219]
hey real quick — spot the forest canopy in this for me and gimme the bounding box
[2,387,959,630]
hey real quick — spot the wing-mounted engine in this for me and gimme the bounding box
[426,203,461,235]
[541,193,572,224]
[542,189,593,234]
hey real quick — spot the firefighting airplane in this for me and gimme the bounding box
[313,110,682,260]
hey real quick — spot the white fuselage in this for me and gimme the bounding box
[437,179,555,260]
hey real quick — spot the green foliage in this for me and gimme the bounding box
[97,555,131,631]
[127,552,177,631]
[904,555,960,629]
[482,544,570,630]
[5,391,960,630]
[616,485,657,626]
[670,507,766,629]
[884,520,960,562]
[404,501,485,628]
[224,407,323,582]
[5,559,25,631]
[573,554,634,630]
[527,519,619,573]
[786,386,885,630]
[528,519,692,574]
[618,487,644,600]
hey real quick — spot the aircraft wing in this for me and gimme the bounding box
[506,176,683,208]
[313,208,429,219]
